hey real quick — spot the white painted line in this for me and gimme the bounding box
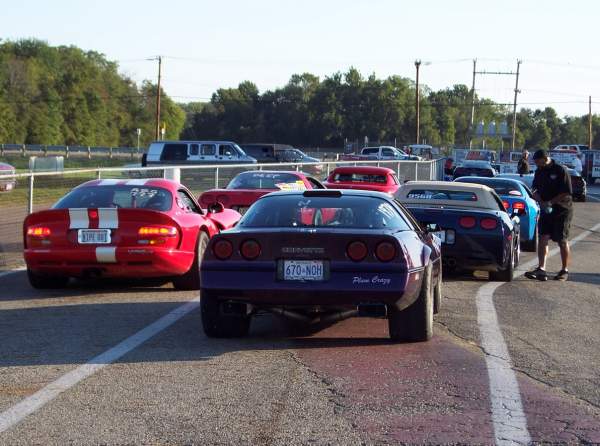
[0,298,199,434]
[0,268,26,279]
[478,222,600,445]
[587,195,600,202]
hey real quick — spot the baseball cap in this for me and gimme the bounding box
[532,149,548,160]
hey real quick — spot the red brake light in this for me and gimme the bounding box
[480,218,498,230]
[240,239,261,260]
[27,226,51,237]
[513,202,525,210]
[347,241,368,262]
[213,239,233,260]
[138,226,178,237]
[502,201,510,209]
[459,216,476,229]
[375,242,396,262]
[89,210,98,219]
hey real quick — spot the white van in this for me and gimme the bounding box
[143,141,257,166]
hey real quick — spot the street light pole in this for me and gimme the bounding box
[415,60,421,145]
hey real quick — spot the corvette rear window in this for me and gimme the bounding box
[239,195,411,230]
[406,189,478,201]
[53,186,173,211]
[456,179,522,197]
[332,173,387,184]
[227,172,305,190]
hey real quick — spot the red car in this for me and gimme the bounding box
[199,170,326,214]
[23,179,240,290]
[323,166,401,194]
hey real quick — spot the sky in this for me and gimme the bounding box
[3,0,600,116]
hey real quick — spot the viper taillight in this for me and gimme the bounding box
[27,226,51,237]
[138,226,178,237]
[347,241,368,262]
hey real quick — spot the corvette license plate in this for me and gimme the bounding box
[283,260,324,281]
[432,231,446,243]
[78,229,111,244]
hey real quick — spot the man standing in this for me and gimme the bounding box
[572,154,583,175]
[525,149,573,281]
[517,150,530,175]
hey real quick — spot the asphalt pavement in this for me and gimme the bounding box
[0,190,599,445]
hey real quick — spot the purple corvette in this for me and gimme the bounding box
[200,190,442,342]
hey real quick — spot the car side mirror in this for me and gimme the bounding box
[207,202,225,214]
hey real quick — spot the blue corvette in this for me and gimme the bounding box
[200,189,442,342]
[455,177,540,252]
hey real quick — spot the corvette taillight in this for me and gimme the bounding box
[27,226,51,237]
[213,239,233,260]
[375,242,396,262]
[502,201,510,210]
[480,218,498,230]
[513,201,526,213]
[240,239,261,260]
[459,216,476,229]
[347,241,368,262]
[138,226,178,237]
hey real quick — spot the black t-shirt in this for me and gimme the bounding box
[532,160,572,209]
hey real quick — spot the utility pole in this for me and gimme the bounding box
[415,60,421,145]
[155,56,162,140]
[469,59,477,148]
[589,96,593,149]
[511,60,521,151]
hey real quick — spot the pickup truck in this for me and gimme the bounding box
[340,146,421,162]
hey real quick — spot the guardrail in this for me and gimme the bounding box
[0,158,443,271]
[0,143,143,159]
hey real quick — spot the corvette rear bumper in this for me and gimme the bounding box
[24,247,194,278]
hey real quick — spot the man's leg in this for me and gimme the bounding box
[538,234,551,270]
[559,240,570,270]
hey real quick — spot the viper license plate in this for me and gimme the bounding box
[78,229,111,244]
[283,260,324,281]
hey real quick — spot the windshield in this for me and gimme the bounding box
[239,195,411,230]
[53,185,173,211]
[332,173,387,184]
[233,144,248,156]
[227,172,305,190]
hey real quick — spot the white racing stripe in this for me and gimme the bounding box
[125,179,149,186]
[97,179,120,186]
[98,208,118,229]
[479,222,600,445]
[68,209,89,229]
[0,299,199,434]
[95,247,117,263]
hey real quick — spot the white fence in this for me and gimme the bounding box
[0,158,443,270]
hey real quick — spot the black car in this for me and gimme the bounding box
[453,161,497,179]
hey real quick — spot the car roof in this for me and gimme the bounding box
[263,189,393,200]
[76,179,181,191]
[235,170,307,178]
[151,140,238,145]
[329,166,395,175]
[0,163,15,170]
[396,181,500,209]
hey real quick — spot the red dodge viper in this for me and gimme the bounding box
[23,179,240,290]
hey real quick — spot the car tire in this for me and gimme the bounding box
[172,231,208,290]
[388,265,433,342]
[522,225,538,252]
[27,269,69,289]
[434,263,442,314]
[489,244,514,282]
[201,291,250,338]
